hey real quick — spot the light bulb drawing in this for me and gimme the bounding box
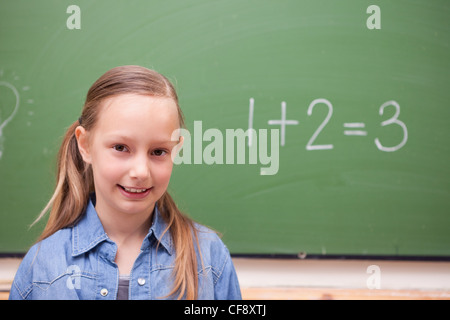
[0,81,20,159]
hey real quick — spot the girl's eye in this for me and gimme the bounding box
[152,149,167,157]
[113,144,128,152]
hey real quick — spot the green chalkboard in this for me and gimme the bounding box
[1,0,449,257]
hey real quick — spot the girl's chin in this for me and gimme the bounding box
[114,200,157,217]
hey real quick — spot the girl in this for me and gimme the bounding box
[9,65,241,300]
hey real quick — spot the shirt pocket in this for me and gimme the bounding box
[150,264,175,299]
[30,269,97,300]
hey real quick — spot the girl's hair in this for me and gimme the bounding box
[34,65,200,299]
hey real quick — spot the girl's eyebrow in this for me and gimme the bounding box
[102,133,133,142]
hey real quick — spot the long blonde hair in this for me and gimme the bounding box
[34,65,200,299]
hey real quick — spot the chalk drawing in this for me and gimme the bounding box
[0,81,20,159]
[248,98,254,147]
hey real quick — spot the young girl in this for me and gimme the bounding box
[9,65,242,300]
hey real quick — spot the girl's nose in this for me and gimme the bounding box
[129,154,151,181]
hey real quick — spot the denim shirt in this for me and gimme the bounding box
[9,197,242,300]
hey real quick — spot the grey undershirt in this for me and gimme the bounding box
[117,275,130,300]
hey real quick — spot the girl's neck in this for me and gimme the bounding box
[95,203,154,247]
[95,203,154,275]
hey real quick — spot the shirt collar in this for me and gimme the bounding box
[72,194,174,256]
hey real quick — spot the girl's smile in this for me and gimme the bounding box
[117,184,153,199]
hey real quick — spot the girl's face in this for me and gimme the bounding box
[76,93,181,219]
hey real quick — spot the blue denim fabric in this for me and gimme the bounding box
[9,196,242,300]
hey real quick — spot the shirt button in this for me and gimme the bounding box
[100,288,108,296]
[137,278,146,286]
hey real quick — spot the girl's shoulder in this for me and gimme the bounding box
[192,223,242,299]
[10,228,74,299]
[31,227,73,257]
[193,223,232,265]
[18,227,73,272]
[194,223,224,248]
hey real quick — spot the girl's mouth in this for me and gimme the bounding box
[118,185,152,198]
[120,185,150,193]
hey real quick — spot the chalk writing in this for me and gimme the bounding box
[248,98,408,152]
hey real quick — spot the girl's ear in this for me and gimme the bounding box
[75,126,92,164]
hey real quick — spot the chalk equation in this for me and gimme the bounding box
[248,98,408,152]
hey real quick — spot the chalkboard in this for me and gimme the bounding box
[1,0,449,257]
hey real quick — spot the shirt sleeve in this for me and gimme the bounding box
[213,247,242,300]
[8,244,39,300]
[8,281,23,300]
